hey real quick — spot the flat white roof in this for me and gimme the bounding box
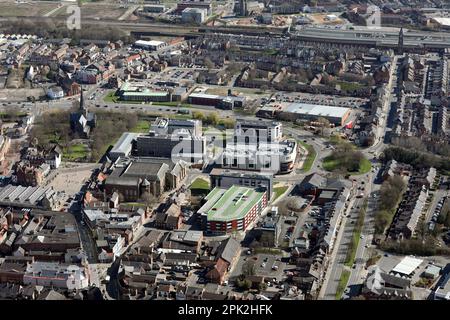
[391,256,423,276]
[110,132,138,154]
[189,92,222,99]
[432,17,450,26]
[135,40,166,47]
[285,102,350,118]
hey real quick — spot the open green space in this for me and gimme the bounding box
[0,111,28,121]
[152,101,193,108]
[336,270,351,300]
[253,247,283,255]
[131,120,150,133]
[323,156,371,175]
[273,186,289,201]
[298,141,317,172]
[344,200,367,267]
[334,81,365,92]
[121,202,148,208]
[104,91,119,103]
[63,144,89,161]
[190,178,210,190]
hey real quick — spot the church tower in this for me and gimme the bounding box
[398,28,404,55]
[80,86,87,117]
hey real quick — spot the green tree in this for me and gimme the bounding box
[236,277,252,290]
[242,261,255,276]
[316,117,330,136]
[204,57,214,70]
[192,111,205,121]
[206,112,219,126]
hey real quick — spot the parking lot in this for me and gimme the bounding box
[253,254,285,281]
[271,92,368,109]
[229,252,285,283]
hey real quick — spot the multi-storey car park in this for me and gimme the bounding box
[198,185,268,235]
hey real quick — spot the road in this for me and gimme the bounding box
[320,190,366,299]
[319,55,399,299]
[361,54,400,160]
[344,174,381,298]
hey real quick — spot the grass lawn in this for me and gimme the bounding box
[345,200,367,267]
[152,101,192,108]
[345,230,361,268]
[64,144,89,161]
[190,178,210,190]
[336,270,351,300]
[358,158,372,174]
[328,135,343,145]
[335,81,365,92]
[254,247,283,255]
[298,141,316,172]
[103,91,119,103]
[131,120,150,133]
[121,202,148,208]
[0,111,28,121]
[323,156,371,175]
[273,186,289,201]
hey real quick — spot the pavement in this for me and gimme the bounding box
[319,194,362,299]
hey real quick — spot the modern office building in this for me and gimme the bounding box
[136,132,206,164]
[209,168,273,199]
[219,119,298,174]
[220,139,297,174]
[109,132,139,161]
[234,118,282,143]
[151,117,202,137]
[198,185,268,235]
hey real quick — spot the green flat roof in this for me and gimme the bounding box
[120,82,169,97]
[122,91,168,97]
[200,186,266,222]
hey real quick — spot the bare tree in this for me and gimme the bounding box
[140,191,157,207]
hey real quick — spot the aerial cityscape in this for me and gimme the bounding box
[0,0,449,303]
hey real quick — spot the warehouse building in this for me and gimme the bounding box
[143,4,166,13]
[109,132,138,161]
[0,185,63,210]
[187,92,245,109]
[182,8,208,24]
[176,1,212,15]
[280,102,351,126]
[117,82,171,102]
[199,185,268,235]
[134,40,167,51]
